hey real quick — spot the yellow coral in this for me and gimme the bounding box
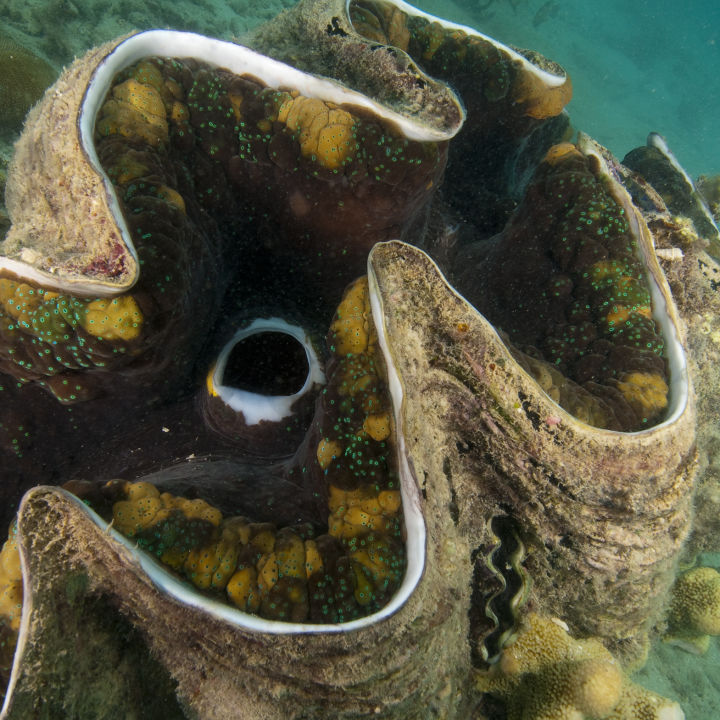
[615,372,668,420]
[80,296,143,341]
[0,523,22,633]
[184,538,238,590]
[362,411,391,441]
[329,277,371,355]
[112,481,223,537]
[161,495,222,527]
[304,539,323,577]
[275,532,306,580]
[96,76,169,147]
[112,494,167,536]
[317,437,343,469]
[477,613,683,720]
[105,152,149,185]
[667,566,720,654]
[327,484,400,540]
[543,142,580,167]
[226,566,261,612]
[277,96,356,170]
[156,185,186,214]
[512,70,573,120]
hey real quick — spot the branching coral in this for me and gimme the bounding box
[477,613,684,720]
[666,566,720,654]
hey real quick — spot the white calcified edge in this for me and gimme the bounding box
[0,525,31,719]
[647,133,695,190]
[1,30,457,297]
[79,28,458,283]
[28,448,423,636]
[647,132,720,238]
[368,260,427,617]
[0,257,127,297]
[578,136,689,429]
[345,0,568,87]
[211,317,325,424]
[370,238,688,438]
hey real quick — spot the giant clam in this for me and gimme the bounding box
[0,0,714,718]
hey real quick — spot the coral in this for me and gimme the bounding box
[112,479,319,621]
[0,278,145,401]
[348,0,571,120]
[370,238,693,667]
[1,40,447,403]
[623,135,720,260]
[81,296,144,341]
[0,33,56,133]
[96,77,169,148]
[666,566,720,654]
[477,613,684,720]
[0,5,703,716]
[276,96,356,170]
[0,522,22,690]
[328,276,372,355]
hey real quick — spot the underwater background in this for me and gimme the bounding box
[0,0,718,718]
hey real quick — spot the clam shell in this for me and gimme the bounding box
[623,133,720,259]
[621,155,720,557]
[0,30,450,401]
[368,237,695,661]
[245,0,573,232]
[2,473,468,718]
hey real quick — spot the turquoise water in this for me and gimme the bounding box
[0,0,719,718]
[421,0,720,180]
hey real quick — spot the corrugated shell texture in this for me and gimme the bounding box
[3,39,138,292]
[369,240,696,664]
[0,0,704,717]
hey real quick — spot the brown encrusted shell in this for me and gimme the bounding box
[644,214,720,556]
[244,0,467,138]
[368,240,696,663]
[3,37,138,294]
[0,30,451,403]
[244,0,573,236]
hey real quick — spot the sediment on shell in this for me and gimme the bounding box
[0,466,474,720]
[369,240,696,664]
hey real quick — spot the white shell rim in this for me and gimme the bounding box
[28,477,425,635]
[345,0,569,88]
[369,236,689,437]
[210,317,325,425]
[647,132,720,239]
[0,522,31,719]
[1,28,463,298]
[577,136,689,431]
[76,29,463,296]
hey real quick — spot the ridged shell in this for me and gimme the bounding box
[368,237,695,663]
